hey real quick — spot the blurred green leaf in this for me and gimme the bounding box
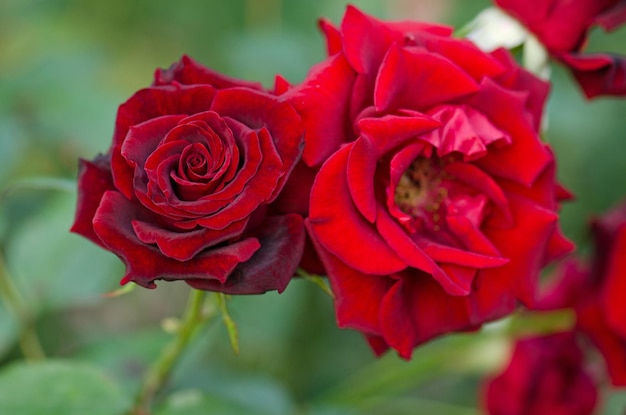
[602,389,626,415]
[5,192,122,310]
[1,177,75,200]
[0,301,18,358]
[317,335,480,410]
[304,405,357,415]
[156,389,262,415]
[73,328,171,393]
[0,360,130,415]
[158,374,296,415]
[0,119,27,186]
[297,268,334,298]
[361,397,480,415]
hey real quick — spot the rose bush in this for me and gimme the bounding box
[484,332,598,415]
[537,201,626,385]
[71,55,306,294]
[495,0,626,97]
[288,6,573,358]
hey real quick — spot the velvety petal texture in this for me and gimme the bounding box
[495,0,626,97]
[71,56,305,293]
[537,201,626,386]
[301,7,572,357]
[484,333,598,415]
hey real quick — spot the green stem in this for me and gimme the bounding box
[0,252,45,361]
[131,289,211,415]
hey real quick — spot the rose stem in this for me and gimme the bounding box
[131,288,212,415]
[0,251,45,361]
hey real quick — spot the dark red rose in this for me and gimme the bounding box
[484,332,598,415]
[294,6,572,358]
[537,202,626,385]
[495,0,626,98]
[71,55,305,294]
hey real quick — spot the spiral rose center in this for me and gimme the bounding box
[186,152,207,174]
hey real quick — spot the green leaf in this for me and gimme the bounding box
[1,177,76,201]
[0,119,27,187]
[0,360,130,415]
[72,328,171,393]
[156,389,261,415]
[602,389,626,415]
[5,193,122,310]
[297,268,334,299]
[156,380,297,415]
[0,301,18,358]
[317,335,481,410]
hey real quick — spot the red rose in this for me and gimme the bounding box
[484,332,598,415]
[71,56,305,294]
[299,6,572,358]
[537,202,626,385]
[495,0,626,97]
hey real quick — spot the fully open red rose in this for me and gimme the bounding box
[537,201,626,385]
[299,7,572,358]
[484,332,598,415]
[71,56,305,294]
[495,0,626,97]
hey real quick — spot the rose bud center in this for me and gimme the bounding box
[182,144,210,176]
[394,156,449,233]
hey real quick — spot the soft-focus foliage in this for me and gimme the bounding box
[1,0,626,414]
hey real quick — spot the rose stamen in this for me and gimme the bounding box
[394,156,452,233]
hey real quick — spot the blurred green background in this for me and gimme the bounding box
[1,0,626,414]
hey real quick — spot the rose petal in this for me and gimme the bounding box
[308,145,407,274]
[211,87,304,198]
[494,0,611,52]
[596,1,626,30]
[154,54,263,90]
[559,52,626,98]
[419,34,506,81]
[578,301,626,386]
[273,74,291,95]
[346,137,378,222]
[374,45,480,113]
[423,105,511,161]
[416,239,509,269]
[193,127,284,228]
[479,195,559,311]
[602,223,626,338]
[357,110,441,157]
[121,115,186,172]
[490,48,550,132]
[365,334,390,357]
[375,208,467,295]
[283,55,356,168]
[318,18,343,56]
[187,214,305,294]
[70,156,115,248]
[379,271,471,359]
[445,163,509,210]
[93,191,260,288]
[341,4,451,74]
[271,161,317,217]
[135,120,265,222]
[309,220,392,334]
[534,259,591,311]
[131,216,249,261]
[112,85,217,199]
[471,78,551,186]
